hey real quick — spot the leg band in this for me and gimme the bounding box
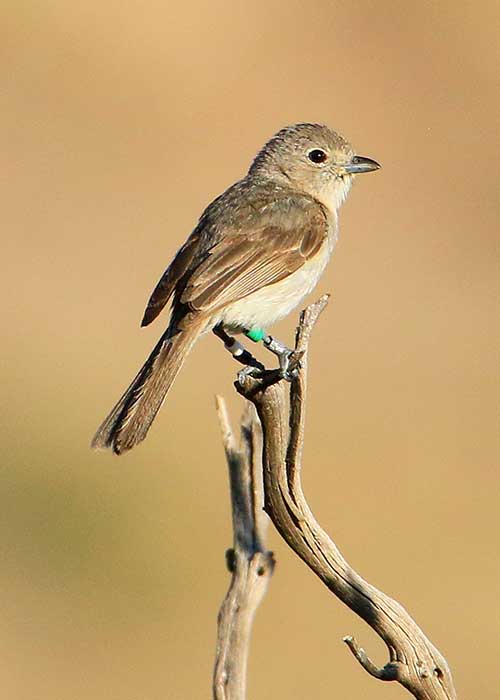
[225,338,245,357]
[245,327,266,343]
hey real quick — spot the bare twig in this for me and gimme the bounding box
[213,398,275,700]
[232,295,456,700]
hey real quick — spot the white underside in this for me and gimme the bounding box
[215,226,337,333]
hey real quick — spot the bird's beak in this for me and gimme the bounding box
[344,155,381,174]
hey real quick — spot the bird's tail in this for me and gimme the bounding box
[91,319,205,454]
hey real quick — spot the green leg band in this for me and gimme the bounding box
[245,327,266,343]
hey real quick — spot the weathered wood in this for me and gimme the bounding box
[233,295,456,700]
[213,398,275,700]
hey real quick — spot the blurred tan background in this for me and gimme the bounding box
[2,1,499,698]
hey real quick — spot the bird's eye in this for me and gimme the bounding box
[308,148,328,164]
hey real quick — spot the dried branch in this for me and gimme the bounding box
[213,398,275,700]
[233,295,456,700]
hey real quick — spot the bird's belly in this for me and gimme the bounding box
[218,238,334,333]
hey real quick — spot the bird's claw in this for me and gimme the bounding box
[278,350,302,381]
[237,365,262,382]
[236,343,303,385]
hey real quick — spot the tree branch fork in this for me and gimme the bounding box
[214,295,456,700]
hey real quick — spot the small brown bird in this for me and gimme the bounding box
[92,123,380,454]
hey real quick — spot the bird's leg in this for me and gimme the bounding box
[212,324,265,371]
[263,334,301,380]
[244,327,302,381]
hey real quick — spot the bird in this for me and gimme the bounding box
[92,123,380,454]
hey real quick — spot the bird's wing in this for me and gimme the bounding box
[180,204,328,314]
[141,230,202,326]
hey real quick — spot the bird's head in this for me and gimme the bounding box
[249,123,380,212]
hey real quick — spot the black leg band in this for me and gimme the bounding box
[213,325,265,370]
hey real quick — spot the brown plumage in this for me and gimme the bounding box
[92,124,379,454]
[142,181,327,323]
[91,320,204,454]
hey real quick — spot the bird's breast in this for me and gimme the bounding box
[218,227,337,333]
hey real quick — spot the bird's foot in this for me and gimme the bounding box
[237,364,263,382]
[277,349,303,381]
[263,335,303,382]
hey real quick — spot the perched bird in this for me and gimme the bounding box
[92,123,380,454]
